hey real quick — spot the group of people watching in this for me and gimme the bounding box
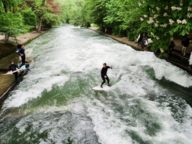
[8,44,26,81]
[168,35,192,65]
[136,32,192,69]
[181,35,190,57]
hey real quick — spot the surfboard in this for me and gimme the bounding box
[92,85,111,91]
[3,64,30,75]
[4,69,21,75]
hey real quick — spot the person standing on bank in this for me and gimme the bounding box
[168,39,175,55]
[16,44,26,65]
[181,35,190,56]
[137,32,148,50]
[101,63,112,88]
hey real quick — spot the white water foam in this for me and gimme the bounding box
[5,26,192,107]
[86,86,192,144]
[86,98,133,144]
[14,98,99,144]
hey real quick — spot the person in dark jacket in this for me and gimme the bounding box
[181,36,190,56]
[9,61,19,81]
[100,63,112,88]
[168,39,175,55]
[16,44,26,65]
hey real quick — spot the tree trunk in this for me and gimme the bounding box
[2,0,8,13]
[4,33,9,43]
[37,17,43,32]
[36,0,46,32]
[14,35,18,44]
[42,0,46,6]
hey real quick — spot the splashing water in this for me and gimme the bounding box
[0,25,192,144]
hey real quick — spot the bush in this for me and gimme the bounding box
[22,8,37,29]
[0,12,29,36]
[42,12,60,28]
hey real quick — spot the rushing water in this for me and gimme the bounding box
[0,25,192,144]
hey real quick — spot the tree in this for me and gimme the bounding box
[0,13,26,42]
[74,0,192,51]
[0,0,61,42]
[25,0,61,31]
[138,0,192,51]
[89,0,109,31]
[60,0,92,27]
[0,0,24,13]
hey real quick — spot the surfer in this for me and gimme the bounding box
[101,63,112,88]
[9,61,19,81]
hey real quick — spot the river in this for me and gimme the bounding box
[0,25,192,144]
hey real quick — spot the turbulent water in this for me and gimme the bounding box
[0,25,192,144]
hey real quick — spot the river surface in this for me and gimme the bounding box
[0,25,192,144]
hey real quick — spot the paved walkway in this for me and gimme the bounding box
[108,35,142,50]
[0,31,44,45]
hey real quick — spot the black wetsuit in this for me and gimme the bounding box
[16,48,25,65]
[9,64,19,81]
[101,66,111,87]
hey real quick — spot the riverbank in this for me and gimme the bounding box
[0,31,46,106]
[0,31,45,47]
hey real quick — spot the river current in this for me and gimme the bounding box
[0,25,192,144]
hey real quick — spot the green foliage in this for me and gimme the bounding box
[141,0,192,50]
[1,0,192,51]
[90,0,108,29]
[43,12,60,28]
[59,0,92,27]
[0,0,24,12]
[0,12,28,36]
[60,0,192,51]
[0,0,62,38]
[21,8,37,28]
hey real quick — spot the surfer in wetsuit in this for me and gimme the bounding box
[9,61,19,81]
[101,63,112,88]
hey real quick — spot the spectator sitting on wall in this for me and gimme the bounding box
[9,61,19,81]
[137,32,148,50]
[181,35,190,56]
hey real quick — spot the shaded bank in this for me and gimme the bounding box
[0,53,18,109]
[0,31,46,107]
[0,43,15,59]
